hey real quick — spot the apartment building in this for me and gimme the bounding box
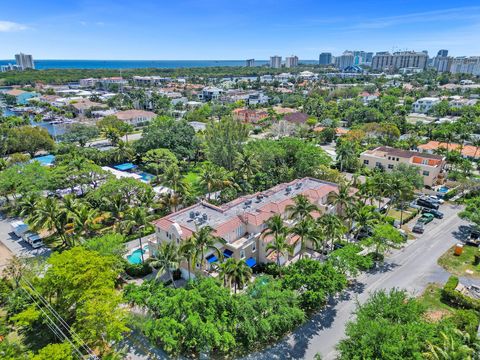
[319,52,332,65]
[371,51,428,71]
[270,56,282,69]
[246,59,255,67]
[335,52,354,70]
[412,97,441,113]
[15,53,34,70]
[285,55,299,68]
[450,57,480,76]
[360,146,446,187]
[151,178,340,278]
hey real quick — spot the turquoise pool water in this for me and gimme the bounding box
[438,186,449,193]
[127,246,149,264]
[32,154,55,166]
[138,172,155,182]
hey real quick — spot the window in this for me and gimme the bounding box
[388,164,394,169]
[375,162,382,168]
[252,242,256,252]
[388,156,391,160]
[363,159,369,165]
[240,249,245,259]
[422,159,428,165]
[396,157,400,161]
[423,170,430,176]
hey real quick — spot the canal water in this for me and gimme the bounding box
[1,107,69,138]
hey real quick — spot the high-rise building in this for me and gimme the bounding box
[371,51,428,71]
[365,52,374,64]
[335,51,354,70]
[437,49,448,57]
[270,55,282,69]
[15,53,35,70]
[246,59,255,67]
[285,55,299,68]
[319,52,332,65]
[450,57,480,76]
[433,56,452,73]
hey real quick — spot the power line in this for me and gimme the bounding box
[20,277,98,357]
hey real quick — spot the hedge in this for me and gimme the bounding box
[125,262,153,278]
[441,276,480,311]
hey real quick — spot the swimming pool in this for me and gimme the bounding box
[138,172,155,182]
[32,154,55,166]
[438,186,449,194]
[127,245,149,264]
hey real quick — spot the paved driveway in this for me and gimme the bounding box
[0,214,51,259]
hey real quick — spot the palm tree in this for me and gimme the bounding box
[221,258,252,293]
[2,255,26,288]
[265,233,293,269]
[29,197,71,248]
[261,214,287,240]
[158,191,183,213]
[69,203,101,240]
[336,142,357,172]
[191,226,225,271]
[179,236,197,281]
[423,330,479,360]
[290,219,320,259]
[151,242,181,287]
[121,207,150,262]
[17,192,37,218]
[330,183,352,220]
[317,214,346,253]
[286,194,318,222]
[353,205,381,240]
[159,165,188,194]
[234,151,260,183]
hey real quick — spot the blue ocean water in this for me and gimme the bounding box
[0,59,318,70]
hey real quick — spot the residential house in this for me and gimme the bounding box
[151,177,340,278]
[412,97,441,113]
[114,109,156,126]
[71,99,107,116]
[232,108,269,124]
[198,86,223,101]
[5,89,38,105]
[418,141,480,160]
[359,146,446,187]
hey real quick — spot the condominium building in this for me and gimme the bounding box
[450,57,480,76]
[335,51,354,70]
[270,55,282,69]
[246,59,255,67]
[15,53,34,70]
[433,56,453,73]
[437,49,449,57]
[285,55,299,68]
[371,51,428,71]
[319,52,332,65]
[360,146,446,187]
[151,177,340,277]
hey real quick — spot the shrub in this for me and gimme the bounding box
[441,276,480,311]
[125,262,152,278]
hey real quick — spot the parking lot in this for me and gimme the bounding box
[0,213,51,262]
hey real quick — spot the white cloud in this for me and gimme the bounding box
[0,20,28,32]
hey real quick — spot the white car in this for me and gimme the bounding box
[23,232,43,249]
[429,195,445,204]
[10,220,29,238]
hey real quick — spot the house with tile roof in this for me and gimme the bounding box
[418,141,480,160]
[151,177,340,278]
[5,89,38,105]
[360,146,446,187]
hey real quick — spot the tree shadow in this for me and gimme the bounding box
[452,225,471,242]
[365,261,400,275]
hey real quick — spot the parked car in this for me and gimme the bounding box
[429,195,445,204]
[418,213,435,224]
[417,198,439,210]
[22,232,43,249]
[412,222,425,234]
[10,220,29,238]
[421,208,444,219]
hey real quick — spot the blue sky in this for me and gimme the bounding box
[1,0,480,60]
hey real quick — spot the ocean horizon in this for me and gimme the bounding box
[0,59,318,70]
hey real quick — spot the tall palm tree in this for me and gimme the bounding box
[121,207,150,262]
[317,214,346,253]
[265,233,293,268]
[423,330,479,360]
[330,183,352,220]
[221,258,252,293]
[191,226,226,271]
[69,203,101,241]
[179,236,197,281]
[289,219,320,259]
[261,214,287,240]
[158,192,183,213]
[286,194,318,222]
[353,205,381,240]
[234,151,260,183]
[17,192,37,218]
[151,242,181,288]
[29,197,71,248]
[159,165,188,194]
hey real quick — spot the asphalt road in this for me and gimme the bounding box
[243,202,478,360]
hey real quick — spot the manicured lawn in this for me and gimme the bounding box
[386,207,418,224]
[438,244,480,279]
[182,163,205,195]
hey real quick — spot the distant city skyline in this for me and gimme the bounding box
[1,1,480,60]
